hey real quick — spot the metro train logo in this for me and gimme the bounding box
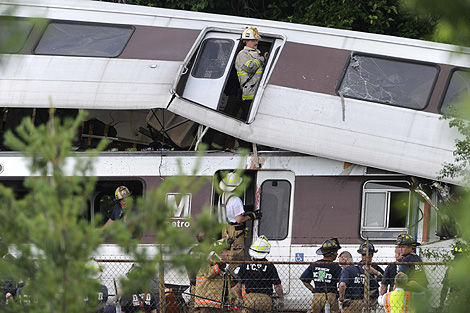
[166,193,192,228]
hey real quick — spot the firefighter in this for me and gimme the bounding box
[378,272,413,313]
[194,240,234,313]
[218,172,261,261]
[234,27,268,121]
[236,236,284,313]
[102,186,132,230]
[300,238,342,313]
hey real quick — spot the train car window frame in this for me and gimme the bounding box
[33,20,135,57]
[258,179,291,241]
[93,179,144,227]
[360,180,410,240]
[0,17,35,53]
[191,38,235,79]
[439,68,470,115]
[336,53,440,110]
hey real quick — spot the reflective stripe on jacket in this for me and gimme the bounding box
[194,262,232,309]
[235,46,265,101]
[383,289,413,313]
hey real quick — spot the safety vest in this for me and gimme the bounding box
[383,289,414,313]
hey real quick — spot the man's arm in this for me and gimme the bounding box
[380,283,388,296]
[235,214,251,224]
[101,218,114,230]
[274,284,284,298]
[302,281,314,293]
[338,282,346,301]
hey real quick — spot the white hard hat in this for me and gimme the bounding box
[219,172,243,192]
[115,186,132,201]
[242,27,260,40]
[249,235,270,259]
[85,259,102,280]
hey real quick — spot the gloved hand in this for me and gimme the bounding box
[215,262,229,274]
[340,299,351,308]
[244,210,262,220]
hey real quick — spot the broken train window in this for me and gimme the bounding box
[360,181,410,240]
[337,54,439,109]
[440,68,470,115]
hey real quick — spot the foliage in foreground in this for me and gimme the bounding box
[0,110,224,312]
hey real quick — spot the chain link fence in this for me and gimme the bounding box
[94,257,449,313]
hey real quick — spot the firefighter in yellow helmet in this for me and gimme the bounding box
[101,186,132,230]
[234,27,268,121]
[236,236,284,313]
[218,172,262,261]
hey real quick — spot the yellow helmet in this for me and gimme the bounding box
[242,27,260,40]
[85,259,102,279]
[249,235,270,259]
[115,186,132,201]
[219,172,243,192]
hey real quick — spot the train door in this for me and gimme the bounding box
[174,29,283,123]
[253,171,294,294]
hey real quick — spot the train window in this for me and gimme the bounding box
[337,54,438,109]
[0,18,34,53]
[34,21,134,57]
[440,69,470,114]
[258,180,290,240]
[93,180,144,227]
[191,38,234,79]
[361,181,410,240]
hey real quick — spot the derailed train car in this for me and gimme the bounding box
[0,148,457,308]
[0,0,465,309]
[0,0,469,184]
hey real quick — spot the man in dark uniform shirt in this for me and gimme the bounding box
[381,246,403,295]
[237,236,283,313]
[120,265,159,313]
[300,238,342,313]
[339,246,378,313]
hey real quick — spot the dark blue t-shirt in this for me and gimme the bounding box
[381,258,402,292]
[300,259,342,294]
[340,265,378,300]
[238,260,281,295]
[398,253,428,287]
[110,202,123,221]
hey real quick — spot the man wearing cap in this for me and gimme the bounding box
[300,238,342,313]
[357,242,382,310]
[395,233,428,313]
[396,234,428,291]
[218,172,262,261]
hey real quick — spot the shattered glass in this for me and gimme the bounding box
[35,22,134,57]
[338,55,438,109]
[192,38,234,79]
[441,69,470,114]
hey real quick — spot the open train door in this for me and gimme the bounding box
[253,170,295,294]
[173,28,283,123]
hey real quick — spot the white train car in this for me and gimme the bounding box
[0,149,453,309]
[1,0,469,186]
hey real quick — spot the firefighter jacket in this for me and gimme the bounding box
[194,262,233,309]
[235,46,265,101]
